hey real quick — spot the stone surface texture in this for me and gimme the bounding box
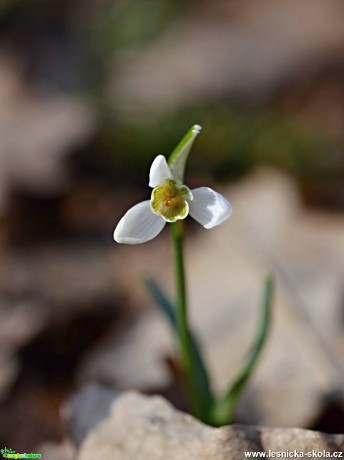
[77,392,344,460]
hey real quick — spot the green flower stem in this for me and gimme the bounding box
[170,220,201,418]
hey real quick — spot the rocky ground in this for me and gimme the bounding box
[42,389,344,460]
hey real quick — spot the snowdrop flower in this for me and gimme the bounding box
[114,125,232,244]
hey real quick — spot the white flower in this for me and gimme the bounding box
[114,125,232,244]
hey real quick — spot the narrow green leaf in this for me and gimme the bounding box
[211,276,274,426]
[143,276,215,421]
[168,125,202,182]
[143,276,175,324]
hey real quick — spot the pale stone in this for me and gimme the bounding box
[77,392,344,460]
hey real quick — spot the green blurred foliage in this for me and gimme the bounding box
[81,0,180,91]
[101,106,337,185]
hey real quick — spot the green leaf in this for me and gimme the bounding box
[211,276,274,426]
[143,276,215,422]
[168,125,202,182]
[143,276,175,324]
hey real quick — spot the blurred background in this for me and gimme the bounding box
[0,0,344,456]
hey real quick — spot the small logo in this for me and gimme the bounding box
[1,447,42,459]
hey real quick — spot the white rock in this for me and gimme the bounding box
[76,392,344,460]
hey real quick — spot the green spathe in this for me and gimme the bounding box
[168,125,201,182]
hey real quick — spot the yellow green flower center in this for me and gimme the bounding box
[150,179,192,222]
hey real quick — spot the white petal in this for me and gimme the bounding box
[188,187,232,229]
[169,125,202,182]
[149,155,173,188]
[114,200,166,244]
